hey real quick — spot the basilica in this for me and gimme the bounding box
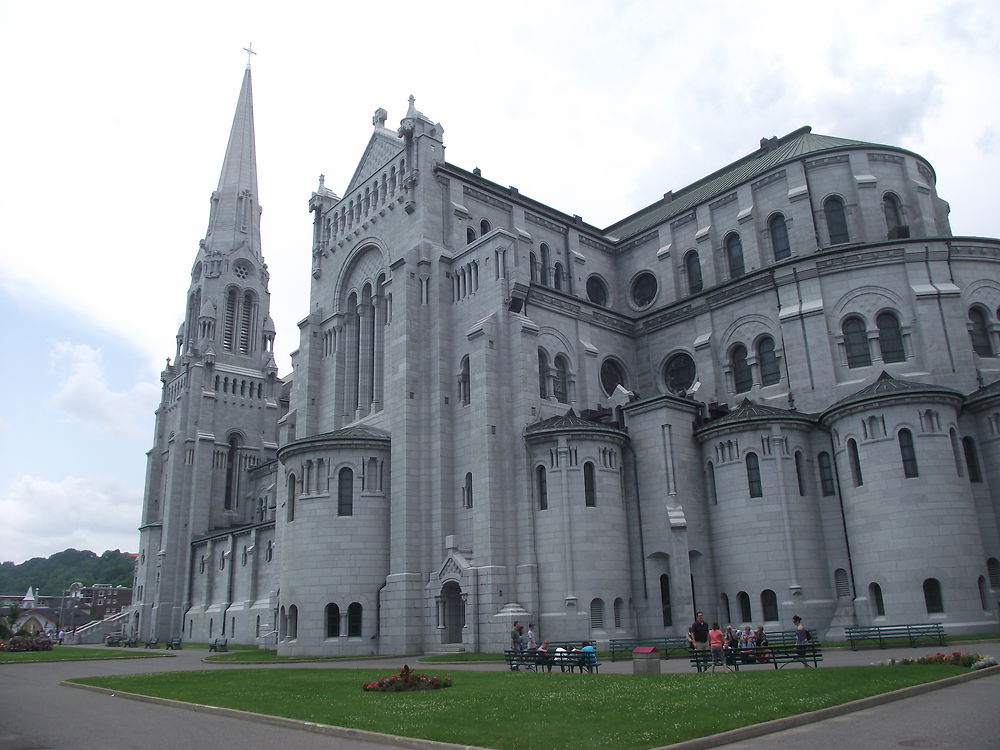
[131,65,1000,654]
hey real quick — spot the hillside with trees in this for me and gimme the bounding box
[0,549,135,597]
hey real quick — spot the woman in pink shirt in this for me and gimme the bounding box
[708,622,731,673]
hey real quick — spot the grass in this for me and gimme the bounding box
[0,647,166,663]
[205,648,385,663]
[418,652,505,662]
[71,664,967,749]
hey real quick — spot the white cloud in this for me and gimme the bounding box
[0,475,140,565]
[49,342,160,438]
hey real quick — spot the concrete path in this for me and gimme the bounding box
[0,642,996,750]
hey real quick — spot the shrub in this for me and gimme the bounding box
[362,664,453,692]
[897,651,981,668]
[1,635,55,652]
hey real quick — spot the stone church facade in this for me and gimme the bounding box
[132,67,1000,654]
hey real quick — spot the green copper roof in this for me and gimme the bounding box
[524,409,627,438]
[604,127,914,240]
[821,371,962,420]
[695,398,815,437]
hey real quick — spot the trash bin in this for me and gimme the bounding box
[633,646,660,674]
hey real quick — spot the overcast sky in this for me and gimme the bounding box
[1,0,998,569]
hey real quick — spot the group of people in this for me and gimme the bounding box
[509,621,598,672]
[689,610,812,673]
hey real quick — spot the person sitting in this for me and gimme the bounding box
[739,625,755,663]
[754,626,770,663]
[535,639,552,672]
[579,641,598,673]
[724,625,740,665]
[554,645,569,672]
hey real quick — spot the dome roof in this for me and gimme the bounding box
[524,409,627,439]
[695,398,815,437]
[821,371,962,422]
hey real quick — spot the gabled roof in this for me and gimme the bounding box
[821,371,962,419]
[345,128,404,194]
[604,127,919,240]
[695,398,815,436]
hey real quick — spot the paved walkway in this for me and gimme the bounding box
[1,642,997,749]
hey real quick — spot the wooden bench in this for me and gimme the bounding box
[208,638,228,652]
[104,635,122,647]
[691,643,823,671]
[123,637,138,648]
[144,639,159,649]
[165,638,183,650]
[504,649,600,673]
[609,636,691,661]
[845,623,946,650]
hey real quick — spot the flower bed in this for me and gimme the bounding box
[0,636,55,652]
[362,664,453,692]
[896,651,981,667]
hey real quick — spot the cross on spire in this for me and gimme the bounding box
[243,43,257,67]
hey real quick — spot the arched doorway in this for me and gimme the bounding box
[440,581,465,644]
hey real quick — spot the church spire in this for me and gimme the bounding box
[204,65,261,258]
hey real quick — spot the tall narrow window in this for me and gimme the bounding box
[794,450,807,496]
[590,598,605,630]
[746,452,762,498]
[223,288,237,351]
[848,439,863,486]
[988,557,1000,588]
[769,213,791,260]
[325,603,340,637]
[553,355,570,404]
[706,462,718,505]
[614,598,624,629]
[529,253,538,282]
[685,250,703,294]
[817,452,836,496]
[287,473,296,522]
[347,602,362,636]
[725,233,745,278]
[922,578,943,614]
[883,193,906,238]
[239,291,255,354]
[540,243,551,285]
[950,428,965,476]
[962,437,982,482]
[553,262,563,291]
[978,576,989,611]
[876,312,905,363]
[224,435,242,510]
[466,227,476,244]
[536,465,548,510]
[459,355,471,405]
[969,308,993,357]
[732,344,753,393]
[835,568,850,598]
[584,462,596,507]
[824,196,850,244]
[757,336,780,386]
[898,429,919,478]
[338,467,353,516]
[869,582,886,617]
[660,574,672,626]
[464,472,473,508]
[720,593,731,625]
[843,317,871,368]
[480,219,491,235]
[760,589,778,621]
[737,591,752,622]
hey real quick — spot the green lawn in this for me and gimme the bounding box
[71,664,967,749]
[0,647,166,663]
[205,648,384,663]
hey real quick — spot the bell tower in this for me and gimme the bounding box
[132,63,281,641]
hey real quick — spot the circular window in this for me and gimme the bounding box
[631,272,658,308]
[664,352,696,394]
[586,275,609,306]
[600,359,628,397]
[233,261,251,280]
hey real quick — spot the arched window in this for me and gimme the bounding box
[540,243,551,285]
[988,557,1000,588]
[223,288,237,351]
[529,252,538,283]
[224,435,242,510]
[922,578,943,614]
[459,355,470,405]
[664,352,696,394]
[347,602,362,637]
[325,603,340,637]
[843,317,871,368]
[817,452,836,496]
[239,291,256,355]
[969,307,993,357]
[287,605,298,639]
[600,358,627,397]
[757,336,780,386]
[590,598,605,630]
[553,355,570,404]
[962,437,982,482]
[480,219,491,235]
[660,574,672,626]
[876,311,905,363]
[586,275,608,306]
[706,462,717,505]
[732,344,753,393]
[834,568,850,598]
[978,576,989,611]
[869,582,886,617]
[746,452,762,498]
[848,439,863,486]
[769,213,791,260]
[537,350,549,398]
[338,467,353,516]
[614,597,625,629]
[824,196,850,244]
[685,250,703,294]
[950,428,964,476]
[466,227,476,244]
[464,472,473,508]
[898,429,918,478]
[737,591,752,622]
[536,466,548,510]
[720,593,731,625]
[553,262,563,290]
[883,193,906,238]
[760,589,778,621]
[725,233,745,278]
[287,473,296,522]
[794,451,807,496]
[584,462,596,507]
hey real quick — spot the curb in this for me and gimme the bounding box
[653,664,1000,749]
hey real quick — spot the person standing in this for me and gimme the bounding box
[792,615,813,668]
[708,622,730,673]
[526,623,537,650]
[688,611,709,651]
[510,621,521,652]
